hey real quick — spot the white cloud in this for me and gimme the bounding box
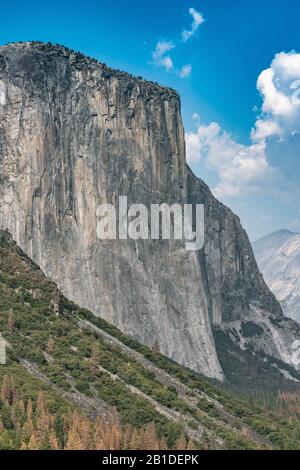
[272,52,300,81]
[160,56,174,70]
[251,119,282,142]
[181,8,204,42]
[151,7,204,77]
[179,64,192,78]
[152,41,175,71]
[192,112,201,126]
[152,41,174,60]
[151,41,192,77]
[253,52,300,140]
[186,51,300,199]
[186,123,277,197]
[257,68,294,118]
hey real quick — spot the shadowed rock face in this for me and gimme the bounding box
[0,42,299,380]
[187,171,300,371]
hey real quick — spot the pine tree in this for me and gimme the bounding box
[49,430,60,450]
[174,433,187,450]
[187,438,196,450]
[36,391,49,420]
[1,375,15,405]
[22,415,34,442]
[27,433,40,450]
[159,435,168,450]
[26,399,33,420]
[65,411,90,450]
[1,375,11,403]
[122,424,134,450]
[142,422,159,450]
[152,339,160,355]
[16,398,25,416]
[94,417,105,450]
[8,308,15,335]
[110,420,121,450]
[46,337,55,354]
[89,344,100,373]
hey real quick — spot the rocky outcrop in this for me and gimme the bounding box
[187,169,300,371]
[0,42,299,380]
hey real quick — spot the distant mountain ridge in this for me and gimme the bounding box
[253,230,300,323]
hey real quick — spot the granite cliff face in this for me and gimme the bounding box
[0,42,299,380]
[188,171,300,374]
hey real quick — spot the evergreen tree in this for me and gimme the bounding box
[8,308,15,335]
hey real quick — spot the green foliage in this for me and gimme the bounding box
[241,321,264,338]
[0,230,300,450]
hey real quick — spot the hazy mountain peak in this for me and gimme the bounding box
[253,230,300,323]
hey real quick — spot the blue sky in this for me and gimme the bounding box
[1,0,300,240]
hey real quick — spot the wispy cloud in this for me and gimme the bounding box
[181,8,205,42]
[150,7,205,78]
[152,41,175,71]
[152,41,175,61]
[192,112,201,123]
[179,64,192,78]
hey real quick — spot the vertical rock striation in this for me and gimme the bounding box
[0,42,222,379]
[0,42,299,380]
[187,168,300,371]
